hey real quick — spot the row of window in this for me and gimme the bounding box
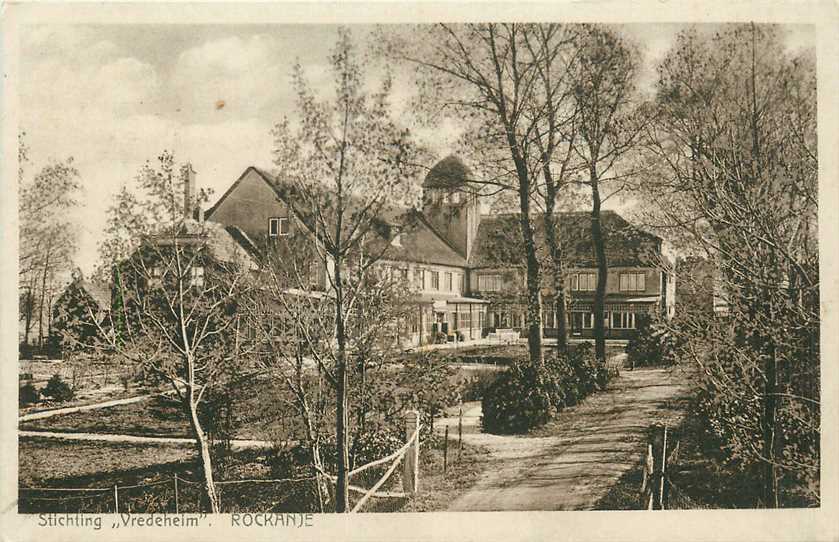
[477,272,648,292]
[148,266,205,288]
[415,269,463,293]
[573,311,637,329]
[428,190,470,205]
[492,310,638,330]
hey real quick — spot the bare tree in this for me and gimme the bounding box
[69,152,254,512]
[268,28,423,512]
[388,23,586,376]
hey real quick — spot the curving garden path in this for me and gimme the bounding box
[440,367,691,511]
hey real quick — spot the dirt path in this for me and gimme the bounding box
[18,430,272,450]
[444,367,690,511]
[18,393,163,422]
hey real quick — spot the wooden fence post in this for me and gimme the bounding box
[403,410,420,495]
[443,425,449,473]
[113,484,119,514]
[660,425,668,510]
[458,403,463,461]
[640,443,654,510]
[174,474,179,514]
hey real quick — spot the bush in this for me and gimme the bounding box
[42,374,74,402]
[481,344,608,434]
[626,314,676,368]
[481,361,550,434]
[460,368,501,402]
[19,382,39,406]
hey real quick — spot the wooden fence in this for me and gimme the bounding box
[640,423,686,510]
[20,410,422,514]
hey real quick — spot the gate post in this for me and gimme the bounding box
[403,410,420,495]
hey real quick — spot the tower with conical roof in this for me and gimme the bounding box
[422,155,481,259]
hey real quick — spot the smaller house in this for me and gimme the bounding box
[51,277,112,355]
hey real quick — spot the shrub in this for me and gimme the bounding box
[460,368,501,402]
[481,361,549,434]
[626,314,676,368]
[42,374,74,402]
[19,382,39,406]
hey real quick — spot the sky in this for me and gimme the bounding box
[19,23,814,277]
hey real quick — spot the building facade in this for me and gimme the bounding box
[203,155,675,345]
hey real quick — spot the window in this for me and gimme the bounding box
[400,267,409,283]
[430,271,440,290]
[459,309,471,329]
[612,312,636,329]
[454,273,463,293]
[413,268,424,288]
[148,265,162,287]
[571,272,596,291]
[619,272,646,292]
[582,312,594,329]
[268,217,289,237]
[445,272,453,291]
[190,266,205,289]
[478,274,502,292]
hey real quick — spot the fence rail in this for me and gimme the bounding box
[20,410,422,515]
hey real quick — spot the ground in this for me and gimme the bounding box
[439,366,691,511]
[19,344,675,513]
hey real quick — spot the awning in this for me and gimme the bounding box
[623,296,660,303]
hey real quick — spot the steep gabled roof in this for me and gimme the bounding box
[205,166,278,220]
[468,211,662,268]
[378,211,468,267]
[210,167,468,268]
[77,279,111,309]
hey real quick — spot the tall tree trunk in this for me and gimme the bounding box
[333,254,350,513]
[23,286,33,347]
[187,395,220,513]
[510,153,544,374]
[589,166,608,367]
[37,249,51,350]
[762,338,780,508]
[543,201,568,357]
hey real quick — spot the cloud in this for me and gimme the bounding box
[170,34,294,123]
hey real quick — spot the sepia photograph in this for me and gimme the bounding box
[1,2,836,541]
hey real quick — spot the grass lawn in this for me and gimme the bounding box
[18,434,489,514]
[19,437,194,487]
[20,375,298,440]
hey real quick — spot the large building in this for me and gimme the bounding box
[204,155,675,345]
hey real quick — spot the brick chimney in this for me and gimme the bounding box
[183,163,196,219]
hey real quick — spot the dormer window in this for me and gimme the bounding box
[269,217,289,237]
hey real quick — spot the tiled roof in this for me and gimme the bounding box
[380,212,468,267]
[468,211,662,268]
[244,168,468,269]
[77,279,111,309]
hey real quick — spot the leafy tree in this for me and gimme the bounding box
[644,24,818,507]
[18,131,81,353]
[568,26,646,366]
